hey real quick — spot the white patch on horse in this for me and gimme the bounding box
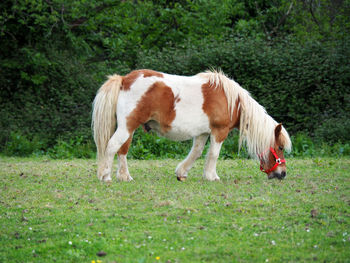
[158,74,211,141]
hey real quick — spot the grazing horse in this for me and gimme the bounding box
[92,69,291,182]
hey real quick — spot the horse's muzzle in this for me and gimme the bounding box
[268,171,286,180]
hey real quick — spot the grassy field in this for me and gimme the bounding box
[0,156,349,263]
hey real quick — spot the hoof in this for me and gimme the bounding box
[99,173,112,183]
[207,177,220,182]
[104,180,112,185]
[204,175,220,181]
[117,175,133,182]
[101,178,112,183]
[177,176,187,182]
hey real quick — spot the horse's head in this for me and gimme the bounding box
[259,123,288,180]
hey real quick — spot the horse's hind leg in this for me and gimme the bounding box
[116,154,132,181]
[175,134,209,181]
[98,127,130,182]
[116,135,133,181]
[203,134,223,181]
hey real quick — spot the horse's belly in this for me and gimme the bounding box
[165,122,210,141]
[148,110,210,141]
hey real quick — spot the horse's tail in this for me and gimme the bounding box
[92,74,123,162]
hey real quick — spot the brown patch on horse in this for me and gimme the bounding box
[126,81,176,133]
[122,70,163,91]
[118,136,133,155]
[142,69,163,78]
[273,124,286,167]
[202,81,241,142]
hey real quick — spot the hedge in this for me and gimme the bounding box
[1,37,349,153]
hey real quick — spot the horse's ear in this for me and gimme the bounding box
[275,123,282,139]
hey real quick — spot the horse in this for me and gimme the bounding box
[92,69,292,182]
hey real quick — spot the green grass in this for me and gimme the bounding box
[0,157,349,263]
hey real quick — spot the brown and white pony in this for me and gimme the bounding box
[92,69,291,182]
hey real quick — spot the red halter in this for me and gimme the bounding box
[259,147,286,174]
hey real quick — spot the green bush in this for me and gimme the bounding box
[314,116,350,144]
[4,130,350,159]
[128,128,191,159]
[221,130,249,159]
[289,133,316,157]
[317,142,350,157]
[0,45,109,148]
[48,136,95,159]
[4,132,45,156]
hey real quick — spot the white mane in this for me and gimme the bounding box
[201,70,292,160]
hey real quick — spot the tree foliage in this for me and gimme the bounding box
[0,0,349,153]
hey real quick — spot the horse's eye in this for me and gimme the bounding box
[278,146,284,151]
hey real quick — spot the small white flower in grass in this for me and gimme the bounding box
[163,239,166,242]
[253,233,259,237]
[64,229,67,232]
[306,229,310,232]
[32,250,35,253]
[265,259,269,262]
[313,245,318,248]
[29,227,32,231]
[98,232,102,236]
[170,247,174,250]
[343,239,346,242]
[85,239,89,243]
[181,247,185,251]
[28,238,31,241]
[343,232,348,237]
[148,236,152,239]
[271,240,276,246]
[68,241,72,245]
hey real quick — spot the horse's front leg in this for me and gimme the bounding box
[175,134,209,181]
[203,134,224,181]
